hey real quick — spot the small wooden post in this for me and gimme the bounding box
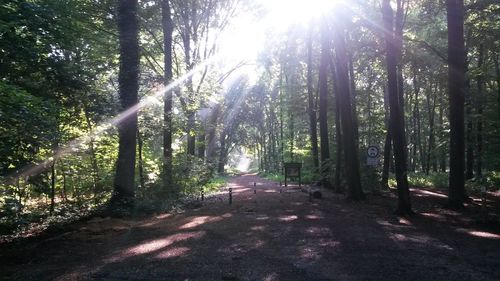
[201,190,204,201]
[229,188,233,205]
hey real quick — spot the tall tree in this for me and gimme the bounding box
[332,9,364,200]
[318,20,331,186]
[446,0,467,208]
[307,26,319,170]
[113,0,140,201]
[162,0,174,193]
[382,0,412,214]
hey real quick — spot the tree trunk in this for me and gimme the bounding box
[332,13,364,200]
[187,112,196,155]
[50,161,56,213]
[137,130,146,190]
[476,44,484,178]
[307,26,319,169]
[465,76,474,179]
[334,78,343,193]
[425,88,437,175]
[446,0,466,208]
[495,52,500,119]
[218,132,226,174]
[162,0,174,192]
[206,104,221,165]
[381,86,392,189]
[197,133,206,159]
[113,0,139,202]
[382,0,412,214]
[84,109,101,199]
[318,20,331,186]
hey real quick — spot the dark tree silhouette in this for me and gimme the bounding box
[318,20,331,186]
[332,13,364,201]
[382,0,412,214]
[446,0,467,208]
[113,0,140,201]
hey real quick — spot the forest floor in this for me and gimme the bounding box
[1,174,499,281]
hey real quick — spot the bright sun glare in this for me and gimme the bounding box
[219,0,340,65]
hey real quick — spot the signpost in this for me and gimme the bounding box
[283,162,302,187]
[366,145,380,166]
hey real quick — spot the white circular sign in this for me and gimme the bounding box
[367,145,380,158]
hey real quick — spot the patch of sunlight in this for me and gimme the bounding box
[233,188,251,193]
[458,229,500,239]
[278,215,298,222]
[250,225,266,231]
[126,231,205,256]
[305,215,323,220]
[179,216,225,230]
[414,189,448,198]
[420,212,445,219]
[305,227,331,236]
[155,247,190,259]
[398,217,412,226]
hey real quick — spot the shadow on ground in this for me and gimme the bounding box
[1,174,499,281]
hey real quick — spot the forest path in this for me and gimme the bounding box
[1,173,500,280]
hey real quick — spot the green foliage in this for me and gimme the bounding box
[173,155,213,196]
[467,171,500,192]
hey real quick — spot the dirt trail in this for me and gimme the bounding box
[1,174,499,281]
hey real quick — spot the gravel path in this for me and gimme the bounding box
[1,174,499,281]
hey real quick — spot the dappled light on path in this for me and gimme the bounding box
[2,174,499,280]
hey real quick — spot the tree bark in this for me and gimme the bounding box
[137,130,145,190]
[50,161,56,213]
[381,86,392,189]
[332,13,364,200]
[318,20,331,186]
[465,75,474,179]
[113,0,140,201]
[162,0,174,192]
[307,26,319,169]
[446,0,466,208]
[476,44,484,178]
[382,0,412,214]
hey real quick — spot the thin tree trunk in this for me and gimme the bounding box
[113,0,140,201]
[84,109,101,199]
[50,161,56,213]
[381,86,392,189]
[446,0,466,208]
[438,87,447,172]
[495,52,500,119]
[197,133,206,159]
[425,89,437,175]
[412,67,424,172]
[334,79,343,193]
[307,26,319,169]
[137,130,145,190]
[318,20,331,186]
[218,132,226,174]
[465,75,474,179]
[476,44,484,178]
[279,69,285,173]
[162,0,174,192]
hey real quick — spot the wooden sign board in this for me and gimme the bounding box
[284,162,302,187]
